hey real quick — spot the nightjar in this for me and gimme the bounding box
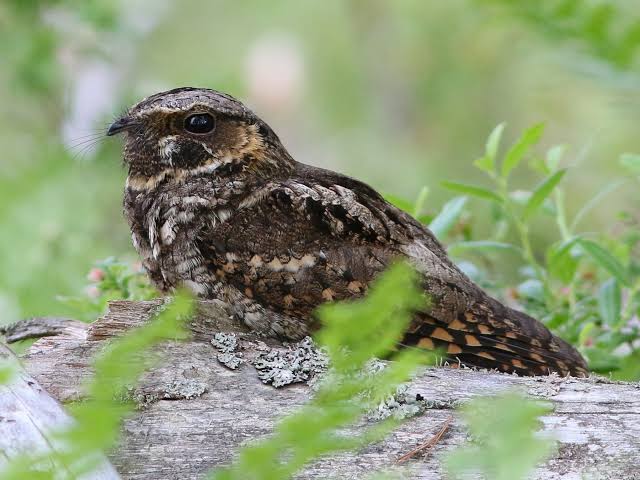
[107,87,588,377]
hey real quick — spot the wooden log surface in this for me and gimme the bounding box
[5,299,640,479]
[0,342,120,479]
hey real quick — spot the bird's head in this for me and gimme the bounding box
[108,87,291,186]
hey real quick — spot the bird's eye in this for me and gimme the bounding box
[184,113,216,134]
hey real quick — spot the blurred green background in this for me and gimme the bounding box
[1,0,639,324]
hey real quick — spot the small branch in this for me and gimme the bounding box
[395,414,453,464]
[0,317,87,344]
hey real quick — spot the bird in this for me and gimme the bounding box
[107,87,588,377]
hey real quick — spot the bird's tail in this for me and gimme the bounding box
[402,298,588,377]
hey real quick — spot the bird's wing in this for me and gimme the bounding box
[196,168,399,319]
[197,163,588,377]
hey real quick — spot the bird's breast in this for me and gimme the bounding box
[123,177,241,294]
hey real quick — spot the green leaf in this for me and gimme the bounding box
[412,186,429,218]
[545,145,566,172]
[516,279,544,302]
[473,155,493,175]
[448,240,521,256]
[0,359,18,385]
[587,347,622,374]
[441,181,503,203]
[383,193,414,214]
[509,190,531,206]
[474,123,505,174]
[546,237,580,283]
[428,196,467,239]
[501,123,545,179]
[523,169,566,220]
[486,123,505,162]
[620,153,640,173]
[598,278,621,326]
[316,262,426,369]
[578,322,597,347]
[545,311,569,330]
[445,393,554,480]
[612,350,640,381]
[578,238,631,286]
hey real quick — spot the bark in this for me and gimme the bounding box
[0,316,87,343]
[4,300,640,479]
[0,342,120,479]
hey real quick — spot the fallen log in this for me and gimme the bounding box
[5,299,640,479]
[0,341,120,479]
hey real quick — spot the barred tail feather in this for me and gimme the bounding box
[402,300,588,377]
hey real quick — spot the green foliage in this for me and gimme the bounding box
[577,238,630,287]
[2,2,640,479]
[2,0,119,96]
[434,124,640,379]
[0,1,137,326]
[522,169,566,221]
[445,392,554,480]
[439,181,503,203]
[0,292,193,479]
[58,257,158,322]
[620,153,640,173]
[412,186,430,219]
[501,123,545,179]
[64,292,191,453]
[479,0,640,71]
[597,278,621,327]
[428,196,468,239]
[2,0,640,327]
[210,262,431,480]
[0,356,19,384]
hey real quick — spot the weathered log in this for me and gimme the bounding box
[0,316,87,343]
[0,342,120,479]
[9,300,640,479]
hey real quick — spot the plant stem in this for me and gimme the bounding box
[496,177,551,301]
[554,189,571,242]
[554,188,577,313]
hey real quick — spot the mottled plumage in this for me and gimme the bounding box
[108,87,588,377]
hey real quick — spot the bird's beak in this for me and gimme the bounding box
[107,116,137,136]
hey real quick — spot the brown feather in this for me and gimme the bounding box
[112,87,589,377]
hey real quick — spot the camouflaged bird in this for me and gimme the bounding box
[107,87,588,377]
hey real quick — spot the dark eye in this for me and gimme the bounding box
[184,113,216,134]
